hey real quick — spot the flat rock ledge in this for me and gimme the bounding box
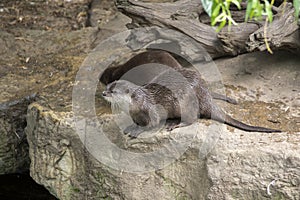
[25,102,300,200]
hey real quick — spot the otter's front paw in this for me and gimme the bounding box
[165,119,181,131]
[166,124,178,132]
[166,121,191,131]
[124,125,144,138]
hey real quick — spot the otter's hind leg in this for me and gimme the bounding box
[211,92,238,105]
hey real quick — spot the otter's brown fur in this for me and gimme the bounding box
[103,67,281,137]
[101,50,237,104]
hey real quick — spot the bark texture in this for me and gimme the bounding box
[115,0,300,58]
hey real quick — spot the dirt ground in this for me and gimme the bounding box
[0,0,118,100]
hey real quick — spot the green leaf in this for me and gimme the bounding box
[264,0,273,22]
[201,0,214,17]
[224,0,230,9]
[252,0,258,7]
[256,2,263,20]
[246,0,264,21]
[249,9,255,20]
[212,3,221,19]
[231,0,241,9]
[212,12,226,26]
[294,0,300,19]
[245,0,253,21]
[216,19,227,32]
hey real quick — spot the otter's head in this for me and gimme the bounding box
[102,80,138,105]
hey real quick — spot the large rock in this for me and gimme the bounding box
[25,50,299,199]
[0,94,35,174]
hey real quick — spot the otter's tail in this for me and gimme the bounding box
[211,109,281,133]
[224,114,281,132]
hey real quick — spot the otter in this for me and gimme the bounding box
[101,50,237,104]
[102,67,281,138]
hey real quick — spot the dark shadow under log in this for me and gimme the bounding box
[100,50,183,84]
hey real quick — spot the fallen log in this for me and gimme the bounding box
[115,0,299,58]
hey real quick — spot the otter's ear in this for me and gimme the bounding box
[125,89,129,93]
